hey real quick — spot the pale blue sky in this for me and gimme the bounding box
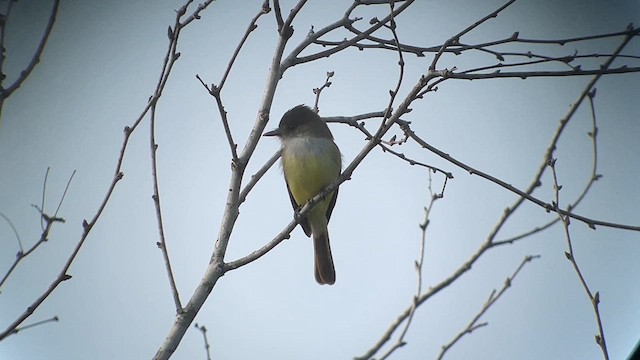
[1,1,639,359]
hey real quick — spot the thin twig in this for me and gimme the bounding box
[54,170,76,218]
[437,255,540,359]
[324,112,454,178]
[493,87,601,247]
[150,102,183,312]
[0,0,60,119]
[0,212,21,252]
[372,0,406,142]
[7,316,59,336]
[0,207,65,339]
[404,122,639,231]
[238,150,281,205]
[194,323,212,360]
[0,170,73,291]
[281,0,415,70]
[377,173,447,360]
[429,0,516,72]
[193,3,271,161]
[195,74,238,160]
[312,71,334,112]
[549,159,609,360]
[40,167,49,231]
[449,66,640,79]
[219,1,270,91]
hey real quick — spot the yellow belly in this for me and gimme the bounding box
[281,137,341,207]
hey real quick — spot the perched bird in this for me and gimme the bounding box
[264,105,342,285]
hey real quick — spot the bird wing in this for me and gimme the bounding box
[286,181,338,237]
[286,180,312,237]
[325,187,338,222]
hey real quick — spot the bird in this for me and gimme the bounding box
[263,105,342,285]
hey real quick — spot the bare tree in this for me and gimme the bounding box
[1,1,639,359]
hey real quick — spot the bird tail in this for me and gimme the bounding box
[313,230,336,285]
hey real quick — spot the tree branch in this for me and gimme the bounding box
[437,255,541,359]
[0,0,60,118]
[549,159,609,359]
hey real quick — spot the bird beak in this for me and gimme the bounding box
[263,128,280,137]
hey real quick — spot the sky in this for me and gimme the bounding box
[1,1,639,359]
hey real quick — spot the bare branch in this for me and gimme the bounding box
[238,150,281,205]
[437,255,541,359]
[404,122,639,231]
[272,0,284,30]
[6,316,59,337]
[196,74,238,159]
[218,2,271,91]
[429,0,516,71]
[376,173,446,360]
[153,1,301,357]
[312,71,334,112]
[150,102,183,313]
[192,0,270,162]
[194,323,212,360]
[0,0,60,118]
[549,160,609,360]
[0,206,66,340]
[281,0,415,70]
[0,170,73,292]
[493,87,601,247]
[0,212,21,253]
[1,0,199,342]
[450,66,640,79]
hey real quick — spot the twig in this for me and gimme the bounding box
[150,102,182,312]
[39,167,49,231]
[357,236,493,359]
[0,206,65,339]
[549,159,609,360]
[0,212,21,252]
[281,0,308,38]
[194,323,212,360]
[449,66,640,79]
[54,170,76,217]
[493,87,601,247]
[405,123,638,231]
[429,0,516,72]
[219,1,270,92]
[377,173,447,360]
[281,0,415,70]
[0,0,60,119]
[194,4,270,161]
[7,316,59,336]
[437,255,541,359]
[324,112,454,178]
[272,0,284,31]
[312,71,334,112]
[372,0,406,142]
[238,150,281,205]
[0,170,74,291]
